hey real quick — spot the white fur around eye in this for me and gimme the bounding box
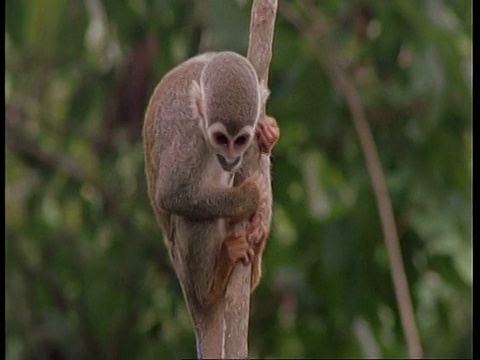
[238,126,254,140]
[232,126,254,150]
[206,122,230,148]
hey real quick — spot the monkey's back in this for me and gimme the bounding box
[143,55,214,230]
[144,55,212,173]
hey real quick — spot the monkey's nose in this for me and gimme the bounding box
[216,154,241,172]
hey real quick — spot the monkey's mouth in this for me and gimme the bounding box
[216,154,241,172]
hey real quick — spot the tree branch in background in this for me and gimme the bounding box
[279,2,423,358]
[222,0,278,358]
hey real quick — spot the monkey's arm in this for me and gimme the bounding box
[156,164,262,222]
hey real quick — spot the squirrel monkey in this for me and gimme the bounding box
[143,51,279,326]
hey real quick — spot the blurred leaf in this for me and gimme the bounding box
[5,0,471,358]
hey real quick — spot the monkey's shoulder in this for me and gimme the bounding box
[159,53,215,91]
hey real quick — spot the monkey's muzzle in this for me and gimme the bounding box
[216,154,241,172]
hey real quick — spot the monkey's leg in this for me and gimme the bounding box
[246,201,269,290]
[244,169,269,290]
[244,115,279,289]
[205,232,252,306]
[257,115,280,154]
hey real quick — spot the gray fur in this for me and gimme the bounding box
[143,52,261,313]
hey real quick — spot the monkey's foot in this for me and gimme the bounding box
[224,232,253,265]
[205,233,254,307]
[245,213,268,291]
[257,115,280,155]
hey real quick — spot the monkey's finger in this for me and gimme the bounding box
[263,132,277,147]
[257,139,269,154]
[257,121,273,140]
[262,121,280,139]
[257,119,276,135]
[263,123,280,142]
[258,127,279,154]
[240,252,251,265]
[257,133,273,154]
[261,116,279,134]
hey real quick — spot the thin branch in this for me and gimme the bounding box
[280,2,422,358]
[223,0,278,358]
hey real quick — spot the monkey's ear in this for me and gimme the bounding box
[191,80,205,119]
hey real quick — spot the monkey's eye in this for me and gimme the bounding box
[213,132,229,147]
[234,135,249,147]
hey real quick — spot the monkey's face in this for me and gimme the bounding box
[191,51,262,172]
[206,122,255,172]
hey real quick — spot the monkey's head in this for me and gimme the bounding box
[192,52,263,172]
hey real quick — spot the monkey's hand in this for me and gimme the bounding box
[227,172,264,223]
[257,115,280,155]
[205,231,252,307]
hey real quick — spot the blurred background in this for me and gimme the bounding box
[5,0,472,359]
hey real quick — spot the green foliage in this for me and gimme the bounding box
[6,0,471,358]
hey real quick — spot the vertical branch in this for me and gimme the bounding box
[223,0,278,358]
[247,0,278,87]
[280,2,423,358]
